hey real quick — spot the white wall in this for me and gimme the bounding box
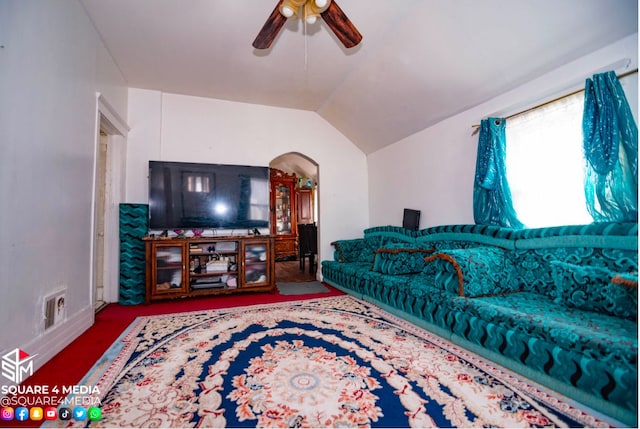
[0,1,127,371]
[126,90,369,267]
[368,34,639,228]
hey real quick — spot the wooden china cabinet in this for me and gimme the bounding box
[270,168,298,260]
[296,187,314,225]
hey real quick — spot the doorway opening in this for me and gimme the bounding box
[94,130,108,311]
[93,95,128,312]
[269,153,319,284]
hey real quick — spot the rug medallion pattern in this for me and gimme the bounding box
[60,296,611,427]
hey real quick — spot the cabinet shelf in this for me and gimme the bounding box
[189,251,236,256]
[156,264,183,270]
[190,271,237,277]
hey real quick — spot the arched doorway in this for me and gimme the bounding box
[269,152,319,283]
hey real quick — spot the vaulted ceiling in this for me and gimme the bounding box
[81,0,638,154]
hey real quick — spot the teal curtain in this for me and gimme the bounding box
[473,118,524,228]
[582,71,638,222]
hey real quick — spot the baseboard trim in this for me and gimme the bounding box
[22,306,94,378]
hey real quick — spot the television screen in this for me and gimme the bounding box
[148,161,270,230]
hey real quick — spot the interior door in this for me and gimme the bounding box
[94,132,108,310]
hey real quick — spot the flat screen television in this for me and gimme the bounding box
[148,161,270,230]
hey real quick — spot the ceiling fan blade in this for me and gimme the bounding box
[253,0,287,49]
[320,0,362,48]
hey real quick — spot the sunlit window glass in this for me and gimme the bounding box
[505,92,592,228]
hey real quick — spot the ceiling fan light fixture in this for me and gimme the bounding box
[280,0,306,19]
[253,0,361,50]
[281,6,295,18]
[303,1,318,24]
[303,0,330,24]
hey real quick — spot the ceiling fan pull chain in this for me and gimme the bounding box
[304,13,308,69]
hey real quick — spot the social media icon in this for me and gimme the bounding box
[30,407,43,421]
[58,407,72,421]
[44,407,58,420]
[0,407,14,421]
[73,406,87,420]
[88,407,102,421]
[15,407,29,421]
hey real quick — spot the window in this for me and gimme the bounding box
[249,177,270,222]
[185,174,211,193]
[505,92,593,228]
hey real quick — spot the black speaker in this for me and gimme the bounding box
[402,208,421,231]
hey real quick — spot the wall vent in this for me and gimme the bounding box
[44,290,66,330]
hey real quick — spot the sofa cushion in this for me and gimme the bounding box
[332,239,370,263]
[371,243,434,275]
[449,292,637,412]
[423,247,519,297]
[453,292,638,366]
[361,236,382,262]
[550,261,638,321]
[513,246,638,299]
[321,261,371,295]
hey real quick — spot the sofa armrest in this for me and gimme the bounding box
[331,239,368,262]
[424,247,519,297]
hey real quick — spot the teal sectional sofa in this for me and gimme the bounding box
[321,223,638,425]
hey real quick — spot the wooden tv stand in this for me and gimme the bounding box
[143,235,275,303]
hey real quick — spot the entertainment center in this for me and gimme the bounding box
[143,161,276,302]
[144,235,275,303]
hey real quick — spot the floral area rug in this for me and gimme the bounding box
[61,295,611,428]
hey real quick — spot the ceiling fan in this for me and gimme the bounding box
[253,0,362,50]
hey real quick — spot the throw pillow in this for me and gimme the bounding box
[550,261,638,321]
[423,247,519,297]
[371,243,434,275]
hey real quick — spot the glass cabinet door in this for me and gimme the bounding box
[153,244,185,294]
[243,241,269,286]
[275,184,292,235]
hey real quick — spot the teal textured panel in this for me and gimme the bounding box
[415,232,516,250]
[364,225,418,238]
[119,203,148,305]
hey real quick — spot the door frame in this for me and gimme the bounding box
[91,93,129,307]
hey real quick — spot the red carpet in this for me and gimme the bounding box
[0,285,343,428]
